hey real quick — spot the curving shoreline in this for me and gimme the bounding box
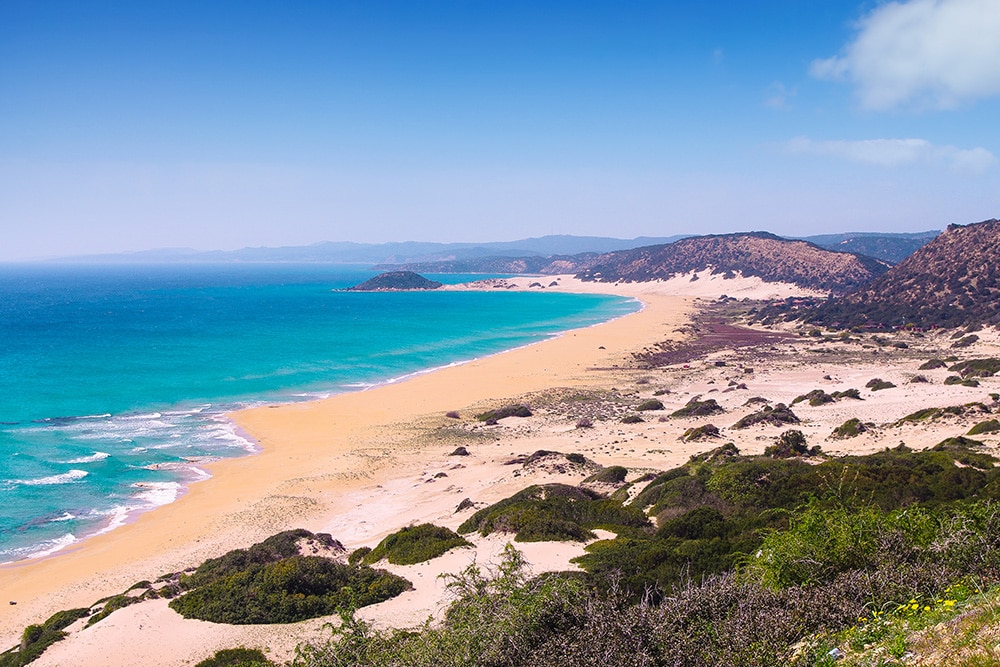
[0,277,693,648]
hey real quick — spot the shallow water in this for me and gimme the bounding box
[0,263,638,561]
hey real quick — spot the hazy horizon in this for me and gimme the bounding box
[2,0,998,261]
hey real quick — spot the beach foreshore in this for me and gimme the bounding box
[0,276,694,651]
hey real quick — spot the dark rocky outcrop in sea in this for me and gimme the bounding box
[348,271,443,291]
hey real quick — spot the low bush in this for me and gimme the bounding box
[458,483,649,542]
[0,608,89,667]
[670,398,724,418]
[764,430,814,458]
[732,403,799,429]
[476,405,532,421]
[362,524,471,565]
[969,419,1000,435]
[169,556,410,624]
[584,466,628,485]
[830,418,869,440]
[636,399,664,411]
[680,424,720,441]
[918,358,947,370]
[865,378,896,391]
[951,334,979,348]
[194,647,276,667]
[574,417,593,428]
[791,390,834,407]
[949,358,1000,378]
[621,414,644,424]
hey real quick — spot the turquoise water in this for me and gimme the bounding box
[0,264,638,561]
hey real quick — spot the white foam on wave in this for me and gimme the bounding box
[50,512,77,522]
[131,481,182,507]
[24,533,78,560]
[62,451,110,464]
[16,469,88,486]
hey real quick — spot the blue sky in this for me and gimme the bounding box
[2,0,999,260]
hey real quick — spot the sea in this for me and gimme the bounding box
[0,263,638,562]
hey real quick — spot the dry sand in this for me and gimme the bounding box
[4,273,999,666]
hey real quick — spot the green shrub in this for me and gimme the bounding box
[458,483,649,542]
[0,608,89,667]
[584,466,628,485]
[919,358,947,370]
[680,424,721,441]
[949,358,1000,378]
[670,398,723,418]
[791,390,834,406]
[169,556,410,624]
[764,430,810,458]
[347,547,371,566]
[732,403,799,429]
[194,647,276,667]
[865,378,896,391]
[831,388,862,400]
[362,524,471,565]
[636,399,664,411]
[476,405,532,421]
[969,419,1000,435]
[181,529,327,590]
[951,334,979,348]
[830,418,869,439]
[620,414,643,424]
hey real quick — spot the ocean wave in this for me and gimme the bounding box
[0,533,79,563]
[131,481,182,508]
[61,451,110,464]
[50,512,77,522]
[14,469,89,486]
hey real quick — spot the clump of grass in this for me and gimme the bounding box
[832,388,862,400]
[919,358,947,370]
[621,414,644,424]
[636,398,664,411]
[831,418,870,440]
[968,419,1000,436]
[732,403,800,429]
[362,524,472,565]
[909,374,929,383]
[476,404,532,422]
[670,398,724,418]
[865,378,896,391]
[680,424,721,441]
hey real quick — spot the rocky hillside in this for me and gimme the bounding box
[576,232,888,294]
[807,219,1000,329]
[800,230,939,264]
[348,271,443,291]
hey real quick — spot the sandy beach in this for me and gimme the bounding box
[4,273,999,666]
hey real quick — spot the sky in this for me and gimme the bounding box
[2,0,1000,260]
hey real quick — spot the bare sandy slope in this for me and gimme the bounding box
[5,273,1000,667]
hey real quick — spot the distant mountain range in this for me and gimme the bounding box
[52,235,688,266]
[808,219,1000,329]
[50,230,939,267]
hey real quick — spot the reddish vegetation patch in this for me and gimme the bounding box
[634,321,796,368]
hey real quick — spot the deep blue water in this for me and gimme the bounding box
[0,264,637,561]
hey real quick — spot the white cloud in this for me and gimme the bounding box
[811,0,1000,110]
[786,137,997,172]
